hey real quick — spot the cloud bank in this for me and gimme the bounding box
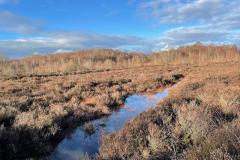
[0,0,239,58]
[138,0,240,47]
[0,32,150,58]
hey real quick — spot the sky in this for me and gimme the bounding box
[0,0,239,59]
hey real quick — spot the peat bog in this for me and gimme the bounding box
[0,44,240,160]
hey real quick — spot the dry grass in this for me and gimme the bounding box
[0,44,239,77]
[184,121,240,160]
[0,44,239,159]
[0,61,184,159]
[98,61,240,160]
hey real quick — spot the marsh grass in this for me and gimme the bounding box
[0,44,239,159]
[98,61,240,160]
[0,44,239,77]
[0,62,183,159]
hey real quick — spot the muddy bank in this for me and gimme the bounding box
[0,70,183,159]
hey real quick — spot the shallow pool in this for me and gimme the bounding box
[50,89,168,160]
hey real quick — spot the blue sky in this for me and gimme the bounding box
[0,0,239,58]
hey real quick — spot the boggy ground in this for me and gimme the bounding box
[0,64,185,159]
[99,61,240,160]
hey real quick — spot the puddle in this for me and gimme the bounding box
[50,89,168,160]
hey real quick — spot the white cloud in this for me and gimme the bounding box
[137,0,240,48]
[0,28,238,58]
[53,49,73,54]
[0,11,44,34]
[160,27,228,47]
[0,32,149,57]
[139,0,240,25]
[0,0,239,57]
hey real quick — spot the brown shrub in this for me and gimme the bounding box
[99,104,181,160]
[98,60,240,159]
[83,122,95,135]
[184,121,240,160]
[0,106,18,127]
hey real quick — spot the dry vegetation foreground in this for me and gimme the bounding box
[0,44,239,160]
[99,61,240,160]
[0,64,185,159]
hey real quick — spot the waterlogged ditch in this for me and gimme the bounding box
[50,89,169,160]
[0,73,184,159]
